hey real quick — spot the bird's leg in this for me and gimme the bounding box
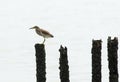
[42,38,46,44]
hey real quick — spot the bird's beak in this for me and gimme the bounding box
[29,27,34,29]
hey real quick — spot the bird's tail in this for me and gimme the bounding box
[50,34,54,38]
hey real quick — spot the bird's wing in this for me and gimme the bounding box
[40,28,50,34]
[40,28,54,37]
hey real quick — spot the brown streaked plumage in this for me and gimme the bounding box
[30,26,54,44]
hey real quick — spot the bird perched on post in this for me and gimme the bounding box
[30,26,54,44]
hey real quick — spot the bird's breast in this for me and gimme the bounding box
[35,29,42,36]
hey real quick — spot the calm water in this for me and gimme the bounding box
[0,0,120,82]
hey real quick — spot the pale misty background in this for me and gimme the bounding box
[0,0,120,82]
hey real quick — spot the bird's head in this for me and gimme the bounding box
[30,26,39,29]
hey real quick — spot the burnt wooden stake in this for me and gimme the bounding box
[107,37,119,82]
[59,45,70,82]
[91,40,102,82]
[35,44,46,82]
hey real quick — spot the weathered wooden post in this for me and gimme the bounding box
[35,44,46,82]
[59,45,70,82]
[91,40,102,82]
[107,37,119,82]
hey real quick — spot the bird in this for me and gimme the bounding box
[30,26,54,44]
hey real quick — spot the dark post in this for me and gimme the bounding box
[91,40,102,82]
[59,45,70,82]
[107,37,119,82]
[35,44,46,82]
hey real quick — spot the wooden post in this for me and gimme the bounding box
[35,44,46,82]
[59,45,70,82]
[107,37,119,82]
[91,40,102,82]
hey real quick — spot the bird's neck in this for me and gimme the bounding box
[35,28,42,34]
